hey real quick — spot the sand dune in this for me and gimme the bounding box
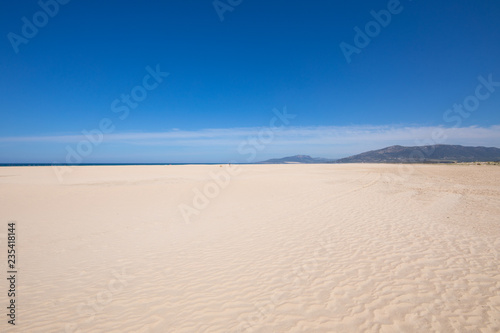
[1,164,499,332]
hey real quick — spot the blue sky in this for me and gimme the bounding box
[1,0,499,163]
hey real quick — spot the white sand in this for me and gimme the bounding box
[1,164,499,332]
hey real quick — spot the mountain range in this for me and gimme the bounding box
[259,145,500,164]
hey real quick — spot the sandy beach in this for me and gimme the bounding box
[1,164,499,332]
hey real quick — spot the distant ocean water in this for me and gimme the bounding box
[0,163,245,167]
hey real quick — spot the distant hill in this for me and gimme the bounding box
[335,145,500,163]
[259,155,335,164]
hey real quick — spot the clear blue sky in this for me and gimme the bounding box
[1,0,499,163]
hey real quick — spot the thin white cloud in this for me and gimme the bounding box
[1,125,500,148]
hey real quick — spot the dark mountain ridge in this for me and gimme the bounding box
[259,145,500,164]
[335,144,500,163]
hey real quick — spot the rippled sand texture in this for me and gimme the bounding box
[1,164,499,332]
